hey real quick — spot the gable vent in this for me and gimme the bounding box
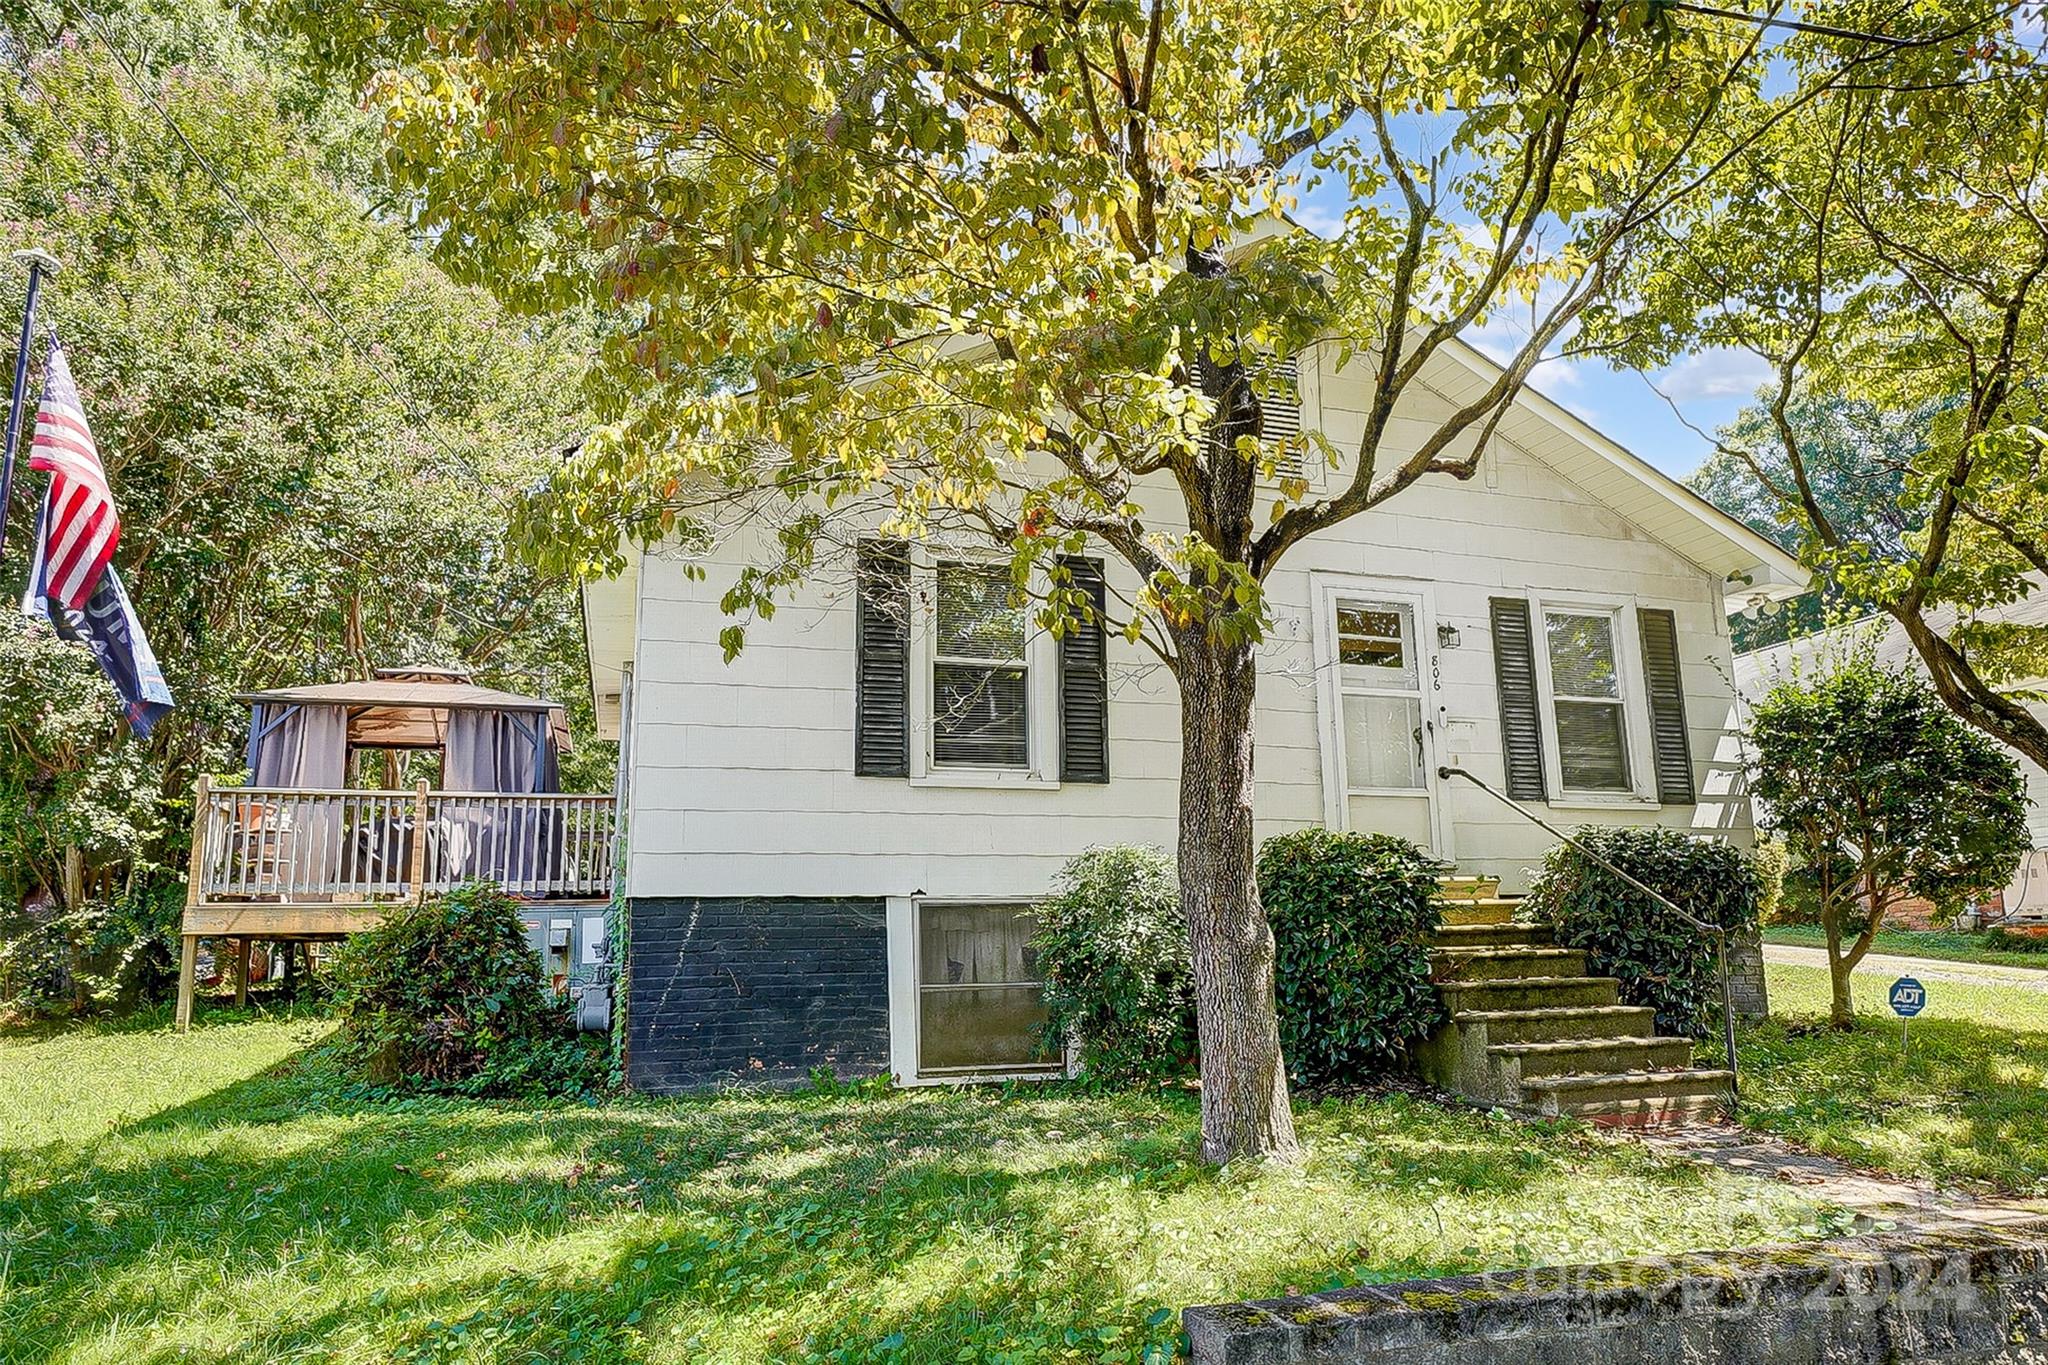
[1193,351,1305,481]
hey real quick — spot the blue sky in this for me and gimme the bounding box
[1287,150,1775,483]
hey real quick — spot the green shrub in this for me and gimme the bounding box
[1751,838,1794,926]
[329,881,604,1097]
[1524,827,1760,1039]
[0,880,184,1019]
[1033,845,1195,1085]
[1257,828,1446,1086]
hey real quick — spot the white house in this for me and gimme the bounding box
[580,336,1806,1092]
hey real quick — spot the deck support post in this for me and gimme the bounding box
[175,934,198,1032]
[235,938,251,1007]
[178,776,211,1034]
[408,780,431,904]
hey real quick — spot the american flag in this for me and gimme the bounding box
[26,342,119,610]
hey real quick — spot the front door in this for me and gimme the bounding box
[1315,580,1448,856]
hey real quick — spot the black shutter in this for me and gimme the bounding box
[854,539,910,777]
[1637,607,1696,804]
[1489,597,1548,801]
[1058,556,1110,783]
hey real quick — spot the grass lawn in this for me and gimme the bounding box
[0,1011,1844,1364]
[1762,922,2048,972]
[1737,962,2048,1195]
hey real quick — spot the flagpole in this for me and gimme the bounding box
[0,248,62,565]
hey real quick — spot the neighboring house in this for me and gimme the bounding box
[580,337,1806,1092]
[1733,596,2048,924]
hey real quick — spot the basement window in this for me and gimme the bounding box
[915,903,1060,1076]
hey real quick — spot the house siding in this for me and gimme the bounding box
[626,896,890,1091]
[612,472,1742,902]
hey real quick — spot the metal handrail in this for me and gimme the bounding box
[1437,765,1739,1103]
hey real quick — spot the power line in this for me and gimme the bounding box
[64,7,505,501]
[1667,1,2016,51]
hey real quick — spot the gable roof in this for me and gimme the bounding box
[1429,338,1808,612]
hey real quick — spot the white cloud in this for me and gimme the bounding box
[1654,348,1774,402]
[1466,303,1584,391]
[1291,202,1344,238]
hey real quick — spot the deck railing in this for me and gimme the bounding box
[190,778,616,905]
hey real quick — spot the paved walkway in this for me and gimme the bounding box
[1642,1120,2048,1238]
[1764,941,2048,993]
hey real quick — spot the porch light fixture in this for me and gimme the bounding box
[1436,623,1462,650]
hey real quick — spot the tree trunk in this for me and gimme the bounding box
[1819,891,1859,1028]
[63,845,88,1013]
[1826,950,1855,1029]
[1176,631,1300,1164]
[1893,606,2048,771]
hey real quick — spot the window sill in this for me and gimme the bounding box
[910,767,1061,791]
[1544,794,1662,813]
[894,1065,1069,1088]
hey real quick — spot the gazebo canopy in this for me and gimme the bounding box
[237,669,573,753]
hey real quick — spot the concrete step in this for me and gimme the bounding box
[1437,975,1622,1013]
[1521,1068,1735,1125]
[1438,898,1517,927]
[1430,946,1588,984]
[1487,1035,1695,1083]
[1429,922,1553,949]
[1439,874,1501,899]
[1447,1004,1658,1046]
[1416,1002,1663,1107]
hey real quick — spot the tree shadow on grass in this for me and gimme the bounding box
[1,1049,1727,1364]
[3,1062,1211,1361]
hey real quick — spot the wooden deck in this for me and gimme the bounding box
[176,776,617,1028]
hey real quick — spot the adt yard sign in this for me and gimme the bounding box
[1891,977,1927,1058]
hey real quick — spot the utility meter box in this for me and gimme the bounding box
[518,908,613,1032]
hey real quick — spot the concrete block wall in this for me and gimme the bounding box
[626,896,890,1090]
[1185,1220,2048,1364]
[1727,923,1770,1020]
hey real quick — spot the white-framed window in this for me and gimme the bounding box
[907,554,1061,785]
[1334,597,1426,792]
[931,560,1030,769]
[1535,603,1640,797]
[889,899,1064,1082]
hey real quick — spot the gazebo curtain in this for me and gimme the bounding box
[246,703,349,788]
[443,708,561,795]
[243,704,349,887]
[440,708,563,884]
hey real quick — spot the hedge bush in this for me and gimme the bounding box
[329,881,604,1097]
[1257,828,1447,1086]
[1523,826,1760,1039]
[1033,845,1195,1084]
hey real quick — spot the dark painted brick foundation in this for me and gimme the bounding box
[627,896,891,1091]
